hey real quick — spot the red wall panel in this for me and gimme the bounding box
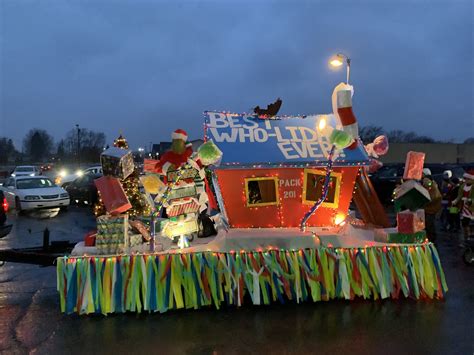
[215,167,359,228]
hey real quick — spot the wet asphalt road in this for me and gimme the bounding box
[0,207,473,355]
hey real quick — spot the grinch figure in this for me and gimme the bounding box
[147,129,193,176]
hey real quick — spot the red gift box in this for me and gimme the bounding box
[397,209,425,234]
[403,151,425,180]
[94,176,132,215]
[144,159,159,173]
[84,230,97,246]
[166,197,200,217]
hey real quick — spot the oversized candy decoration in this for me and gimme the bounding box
[365,135,389,158]
[317,115,354,152]
[333,83,359,149]
[373,135,389,156]
[365,135,389,173]
[197,140,223,166]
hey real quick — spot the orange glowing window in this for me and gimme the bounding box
[244,177,279,207]
[302,169,341,208]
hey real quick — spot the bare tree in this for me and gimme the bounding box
[359,125,384,143]
[0,137,18,164]
[63,128,106,163]
[22,129,54,162]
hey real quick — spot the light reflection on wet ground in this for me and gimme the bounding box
[0,207,472,354]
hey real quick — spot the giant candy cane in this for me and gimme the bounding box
[333,84,359,150]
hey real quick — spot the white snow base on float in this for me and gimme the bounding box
[59,218,448,315]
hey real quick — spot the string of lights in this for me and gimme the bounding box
[300,144,337,231]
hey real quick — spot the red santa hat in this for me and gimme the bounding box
[464,168,474,181]
[172,129,188,141]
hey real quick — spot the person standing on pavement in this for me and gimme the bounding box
[453,169,474,245]
[422,168,442,243]
[440,170,453,230]
[447,177,461,232]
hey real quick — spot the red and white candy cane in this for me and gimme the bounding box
[336,88,359,150]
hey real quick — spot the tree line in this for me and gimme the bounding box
[359,125,474,144]
[0,128,106,164]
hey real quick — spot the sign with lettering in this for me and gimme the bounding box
[204,112,370,166]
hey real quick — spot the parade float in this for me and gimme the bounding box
[56,83,448,315]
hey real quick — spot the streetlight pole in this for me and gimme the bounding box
[329,53,351,84]
[76,124,80,167]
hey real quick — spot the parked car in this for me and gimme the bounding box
[0,176,70,212]
[0,190,12,238]
[11,165,41,177]
[40,163,54,172]
[370,163,405,204]
[55,165,103,188]
[65,173,102,206]
[370,163,466,205]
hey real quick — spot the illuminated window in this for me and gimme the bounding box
[302,169,341,208]
[244,177,279,207]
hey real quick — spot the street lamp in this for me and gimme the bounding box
[76,124,81,167]
[329,53,351,84]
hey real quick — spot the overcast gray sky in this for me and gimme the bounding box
[0,0,472,150]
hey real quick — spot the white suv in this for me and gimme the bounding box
[11,166,41,177]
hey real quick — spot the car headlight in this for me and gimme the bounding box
[59,169,68,177]
[76,170,84,177]
[60,193,69,198]
[24,195,41,200]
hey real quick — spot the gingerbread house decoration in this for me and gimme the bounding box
[205,112,371,228]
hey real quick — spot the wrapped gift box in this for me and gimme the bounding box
[129,219,151,241]
[162,218,199,239]
[95,176,132,215]
[84,231,96,247]
[166,197,201,217]
[96,214,129,254]
[101,147,135,180]
[397,209,425,234]
[394,180,431,212]
[129,233,144,248]
[167,184,197,202]
[388,230,426,244]
[167,167,198,183]
[144,159,159,173]
[403,151,425,180]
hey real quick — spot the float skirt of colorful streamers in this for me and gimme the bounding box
[56,244,448,315]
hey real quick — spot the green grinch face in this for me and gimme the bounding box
[171,139,186,154]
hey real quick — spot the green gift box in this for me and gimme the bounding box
[394,180,431,212]
[388,230,426,244]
